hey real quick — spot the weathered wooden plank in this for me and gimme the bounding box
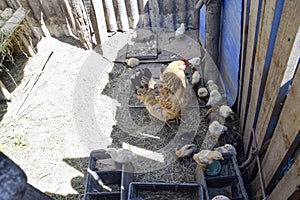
[0,7,28,45]
[126,0,139,29]
[243,0,277,154]
[239,0,260,153]
[102,0,118,31]
[255,0,300,152]
[254,61,300,196]
[113,0,129,31]
[268,152,300,200]
[91,0,108,43]
[237,0,250,114]
[137,0,150,28]
[148,0,160,31]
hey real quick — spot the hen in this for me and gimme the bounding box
[134,60,193,122]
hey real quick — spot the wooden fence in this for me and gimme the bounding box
[0,0,199,49]
[238,0,300,198]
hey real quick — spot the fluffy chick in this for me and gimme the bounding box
[191,67,201,86]
[125,57,140,67]
[197,87,208,104]
[206,89,222,106]
[219,105,236,120]
[207,80,219,92]
[193,150,224,169]
[188,57,201,66]
[208,121,228,140]
[214,144,237,155]
[198,87,208,98]
[106,148,134,164]
[175,144,198,158]
[175,23,185,39]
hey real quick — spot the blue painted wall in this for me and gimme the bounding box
[199,0,242,106]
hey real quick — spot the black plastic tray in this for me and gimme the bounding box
[84,149,134,200]
[196,153,248,200]
[128,182,204,200]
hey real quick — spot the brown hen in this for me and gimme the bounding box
[135,60,193,122]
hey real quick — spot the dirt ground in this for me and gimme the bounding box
[0,30,243,199]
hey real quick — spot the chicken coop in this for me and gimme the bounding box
[0,0,299,199]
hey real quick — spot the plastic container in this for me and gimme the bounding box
[84,149,134,200]
[128,182,204,200]
[196,153,249,200]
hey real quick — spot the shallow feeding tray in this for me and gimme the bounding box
[127,182,204,200]
[84,149,134,200]
[196,153,249,200]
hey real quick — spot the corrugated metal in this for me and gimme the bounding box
[219,0,242,106]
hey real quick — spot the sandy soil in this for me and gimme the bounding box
[0,35,116,197]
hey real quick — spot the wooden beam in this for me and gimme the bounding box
[126,0,140,29]
[113,0,129,31]
[254,0,300,152]
[239,0,260,153]
[102,0,118,31]
[254,61,300,196]
[237,0,250,115]
[91,0,108,43]
[268,153,300,200]
[243,0,277,154]
[137,0,150,28]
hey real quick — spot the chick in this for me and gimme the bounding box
[188,57,201,66]
[206,89,222,106]
[175,23,185,39]
[219,105,236,120]
[193,150,224,170]
[207,80,219,92]
[214,144,237,155]
[191,67,201,86]
[208,121,228,140]
[198,87,208,98]
[125,57,140,67]
[175,144,198,158]
[197,87,208,104]
[106,148,134,164]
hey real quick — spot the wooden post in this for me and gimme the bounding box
[127,0,140,29]
[137,0,150,28]
[239,0,260,150]
[91,0,108,43]
[205,0,221,66]
[113,0,129,31]
[102,0,118,31]
[237,0,250,115]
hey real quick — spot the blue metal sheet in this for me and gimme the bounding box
[219,0,242,106]
[199,5,206,46]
